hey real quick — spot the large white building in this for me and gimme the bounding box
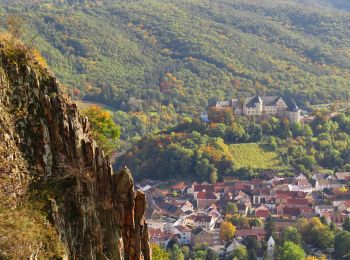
[216,95,301,123]
[242,96,300,123]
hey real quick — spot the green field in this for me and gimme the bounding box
[75,100,115,115]
[229,143,286,170]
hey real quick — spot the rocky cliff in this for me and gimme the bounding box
[0,38,150,259]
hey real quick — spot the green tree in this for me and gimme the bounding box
[181,246,190,259]
[151,244,170,260]
[264,215,275,241]
[334,231,350,259]
[296,155,316,171]
[279,241,304,260]
[343,216,350,232]
[226,202,238,215]
[303,124,314,137]
[280,226,301,245]
[169,245,184,260]
[82,105,120,155]
[268,136,277,151]
[313,226,335,249]
[246,236,259,251]
[232,246,248,260]
[320,216,328,225]
[329,222,337,233]
[206,249,218,260]
[248,249,257,260]
[209,169,218,184]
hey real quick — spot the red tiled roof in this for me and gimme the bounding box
[253,188,271,196]
[149,228,163,237]
[176,225,192,232]
[255,209,270,218]
[300,207,314,213]
[282,207,301,216]
[194,214,213,223]
[335,172,350,180]
[171,182,187,190]
[197,192,218,200]
[186,215,196,220]
[194,184,215,192]
[235,182,252,192]
[275,190,306,197]
[322,212,347,223]
[276,193,290,200]
[255,205,270,218]
[339,200,350,207]
[287,198,308,205]
[235,228,265,239]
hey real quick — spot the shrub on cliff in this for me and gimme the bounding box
[82,105,120,155]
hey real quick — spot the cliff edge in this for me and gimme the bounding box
[0,37,150,259]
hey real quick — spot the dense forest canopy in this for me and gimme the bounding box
[1,0,350,114]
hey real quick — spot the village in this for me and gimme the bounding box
[137,171,350,259]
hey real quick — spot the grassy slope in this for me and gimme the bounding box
[229,143,287,170]
[1,0,350,113]
[75,100,115,113]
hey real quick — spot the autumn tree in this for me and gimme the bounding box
[82,105,120,155]
[151,244,169,260]
[219,221,236,242]
[295,217,334,249]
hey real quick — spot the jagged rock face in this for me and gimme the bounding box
[0,45,150,260]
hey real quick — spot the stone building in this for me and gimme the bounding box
[242,95,300,123]
[215,95,301,123]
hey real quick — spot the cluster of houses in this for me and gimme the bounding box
[138,171,350,257]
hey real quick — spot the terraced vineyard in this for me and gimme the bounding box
[229,143,287,170]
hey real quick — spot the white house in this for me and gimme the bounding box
[288,175,313,193]
[147,219,166,231]
[266,236,275,260]
[314,205,335,215]
[176,225,192,245]
[216,99,238,110]
[193,214,216,230]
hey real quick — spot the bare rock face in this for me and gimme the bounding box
[0,44,150,259]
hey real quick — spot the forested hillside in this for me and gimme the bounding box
[117,109,350,182]
[2,0,350,114]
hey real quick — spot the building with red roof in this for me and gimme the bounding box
[286,198,309,208]
[255,205,270,218]
[196,192,220,210]
[235,228,266,241]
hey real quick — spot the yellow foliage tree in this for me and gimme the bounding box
[219,221,236,242]
[82,105,120,155]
